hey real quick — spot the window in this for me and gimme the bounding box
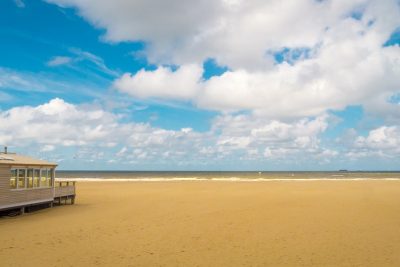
[27,169,34,188]
[41,168,53,187]
[11,167,54,190]
[10,169,17,189]
[49,168,54,187]
[41,169,48,187]
[33,169,40,187]
[18,169,26,189]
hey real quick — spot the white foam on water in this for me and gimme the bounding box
[56,177,400,182]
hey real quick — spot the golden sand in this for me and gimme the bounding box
[1,180,400,266]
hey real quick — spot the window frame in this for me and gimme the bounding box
[40,168,48,188]
[16,168,26,190]
[10,166,55,190]
[33,169,40,188]
[10,168,17,189]
[26,168,34,189]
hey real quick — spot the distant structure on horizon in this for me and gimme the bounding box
[0,147,76,216]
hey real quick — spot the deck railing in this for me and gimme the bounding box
[54,181,76,198]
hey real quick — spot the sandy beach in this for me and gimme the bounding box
[1,180,400,266]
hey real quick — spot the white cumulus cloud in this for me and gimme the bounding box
[114,64,202,100]
[0,98,341,167]
[75,0,400,120]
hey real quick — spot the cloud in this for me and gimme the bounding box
[199,43,400,117]
[0,98,207,161]
[0,51,115,99]
[79,0,399,120]
[47,56,72,67]
[46,0,400,67]
[0,68,104,107]
[8,0,400,168]
[69,48,119,77]
[211,113,332,161]
[47,49,119,77]
[0,67,61,93]
[114,64,202,100]
[41,145,55,152]
[114,37,400,119]
[14,0,25,8]
[0,98,339,167]
[0,98,112,146]
[354,126,400,153]
[0,91,13,102]
[46,1,400,120]
[333,125,400,162]
[3,98,400,168]
[46,0,223,64]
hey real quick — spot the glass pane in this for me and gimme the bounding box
[27,169,33,188]
[49,169,54,187]
[33,169,40,187]
[41,169,48,187]
[10,169,17,189]
[18,169,26,189]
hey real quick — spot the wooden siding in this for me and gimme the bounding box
[55,185,75,198]
[0,165,54,210]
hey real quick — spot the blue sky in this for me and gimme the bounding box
[0,0,400,170]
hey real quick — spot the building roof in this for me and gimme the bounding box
[0,153,57,167]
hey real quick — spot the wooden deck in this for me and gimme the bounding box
[0,180,76,215]
[54,181,76,205]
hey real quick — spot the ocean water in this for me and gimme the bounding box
[56,171,400,181]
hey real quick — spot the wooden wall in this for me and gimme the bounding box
[55,185,75,198]
[0,165,54,210]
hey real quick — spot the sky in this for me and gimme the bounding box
[0,0,400,170]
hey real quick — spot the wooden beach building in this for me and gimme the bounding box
[0,148,75,215]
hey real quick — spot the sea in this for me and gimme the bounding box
[56,171,400,181]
